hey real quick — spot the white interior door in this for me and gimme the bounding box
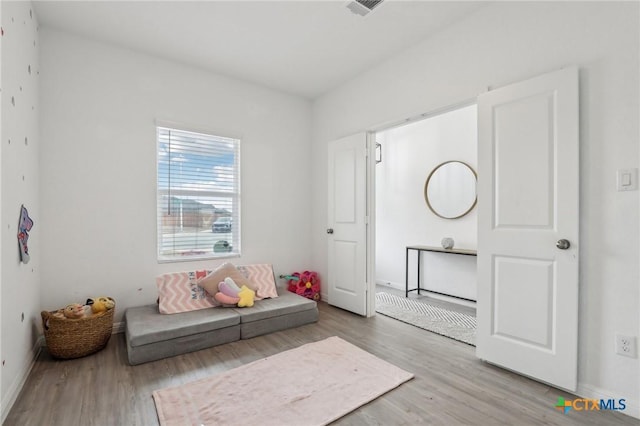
[327,132,368,316]
[476,67,580,391]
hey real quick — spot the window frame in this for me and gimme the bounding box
[156,123,241,263]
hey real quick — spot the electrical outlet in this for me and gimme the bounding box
[615,334,637,358]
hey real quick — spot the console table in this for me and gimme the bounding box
[405,245,477,302]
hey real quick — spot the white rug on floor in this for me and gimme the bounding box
[375,292,476,346]
[152,336,414,426]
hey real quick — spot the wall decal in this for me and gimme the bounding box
[17,205,34,264]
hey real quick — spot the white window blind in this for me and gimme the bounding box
[157,126,241,262]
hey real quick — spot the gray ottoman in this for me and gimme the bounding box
[124,290,319,365]
[125,304,240,365]
[235,291,319,339]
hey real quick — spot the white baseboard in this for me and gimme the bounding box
[577,383,639,419]
[1,336,43,424]
[375,279,403,290]
[113,321,125,334]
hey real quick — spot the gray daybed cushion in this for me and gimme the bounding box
[125,304,240,365]
[233,291,318,339]
[124,288,319,365]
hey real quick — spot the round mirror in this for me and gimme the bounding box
[424,161,477,219]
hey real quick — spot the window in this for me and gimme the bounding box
[157,126,241,262]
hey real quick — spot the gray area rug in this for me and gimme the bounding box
[375,292,476,346]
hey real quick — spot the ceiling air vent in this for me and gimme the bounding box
[346,0,384,17]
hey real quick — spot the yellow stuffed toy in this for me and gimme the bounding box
[213,278,255,307]
[236,285,255,308]
[87,296,116,315]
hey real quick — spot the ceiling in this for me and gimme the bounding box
[33,1,488,99]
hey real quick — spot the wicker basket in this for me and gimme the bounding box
[41,304,115,359]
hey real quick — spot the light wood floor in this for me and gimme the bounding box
[5,302,638,426]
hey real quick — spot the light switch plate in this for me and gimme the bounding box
[617,168,638,191]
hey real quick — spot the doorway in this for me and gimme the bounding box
[372,104,478,340]
[327,68,580,392]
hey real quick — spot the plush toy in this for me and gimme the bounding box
[214,277,241,305]
[86,296,116,315]
[50,296,114,322]
[236,286,255,308]
[214,277,255,307]
[61,303,90,319]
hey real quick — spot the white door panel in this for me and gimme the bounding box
[476,67,579,391]
[493,256,555,349]
[328,133,368,316]
[494,93,556,228]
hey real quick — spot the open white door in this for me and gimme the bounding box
[327,132,369,316]
[476,67,579,391]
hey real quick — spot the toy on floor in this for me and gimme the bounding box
[284,271,320,301]
[213,277,255,307]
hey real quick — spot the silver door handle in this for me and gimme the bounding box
[556,239,571,250]
[327,228,334,234]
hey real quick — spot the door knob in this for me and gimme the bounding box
[556,239,571,250]
[326,228,334,234]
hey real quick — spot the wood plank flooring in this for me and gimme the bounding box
[4,302,638,425]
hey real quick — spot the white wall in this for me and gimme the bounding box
[38,29,312,323]
[312,1,639,417]
[376,105,477,300]
[1,1,41,418]
[0,2,3,418]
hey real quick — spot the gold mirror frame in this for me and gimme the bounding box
[424,160,477,219]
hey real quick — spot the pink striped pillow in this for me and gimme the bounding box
[237,264,278,299]
[156,270,218,314]
[156,264,279,314]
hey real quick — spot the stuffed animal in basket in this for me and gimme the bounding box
[86,296,116,315]
[64,303,88,319]
[213,277,255,308]
[51,303,92,319]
